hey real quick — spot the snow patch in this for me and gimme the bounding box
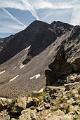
[0,70,5,75]
[25,45,31,51]
[20,64,25,69]
[39,88,44,93]
[30,74,40,80]
[9,75,19,82]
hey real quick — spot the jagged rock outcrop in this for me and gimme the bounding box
[45,45,73,85]
[51,21,73,36]
[45,25,80,85]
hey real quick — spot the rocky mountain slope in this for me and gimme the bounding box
[0,20,80,98]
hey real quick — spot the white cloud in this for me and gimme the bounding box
[21,0,39,20]
[0,0,39,35]
[32,1,72,9]
[0,0,80,37]
[70,6,80,25]
[0,0,39,20]
[0,0,24,10]
[0,9,25,33]
[30,0,80,25]
[2,8,26,27]
[0,24,25,33]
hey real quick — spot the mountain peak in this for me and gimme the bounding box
[50,21,73,37]
[51,21,73,26]
[0,21,73,64]
[25,20,50,31]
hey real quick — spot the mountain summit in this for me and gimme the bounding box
[0,20,73,64]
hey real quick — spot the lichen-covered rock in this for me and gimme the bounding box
[0,98,13,112]
[44,102,51,109]
[0,110,10,120]
[16,96,27,109]
[64,82,80,91]
[67,74,80,83]
[26,97,39,108]
[19,109,37,120]
[19,109,31,120]
[30,111,37,120]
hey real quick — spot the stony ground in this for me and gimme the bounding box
[0,74,80,120]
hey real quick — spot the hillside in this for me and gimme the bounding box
[0,21,80,98]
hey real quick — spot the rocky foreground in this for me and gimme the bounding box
[0,74,80,120]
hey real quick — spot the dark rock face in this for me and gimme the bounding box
[68,25,80,40]
[45,44,73,85]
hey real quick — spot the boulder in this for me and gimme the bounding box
[19,109,37,120]
[44,103,51,109]
[0,110,10,120]
[26,97,39,108]
[16,96,27,109]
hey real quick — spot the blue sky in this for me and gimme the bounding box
[0,0,80,38]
